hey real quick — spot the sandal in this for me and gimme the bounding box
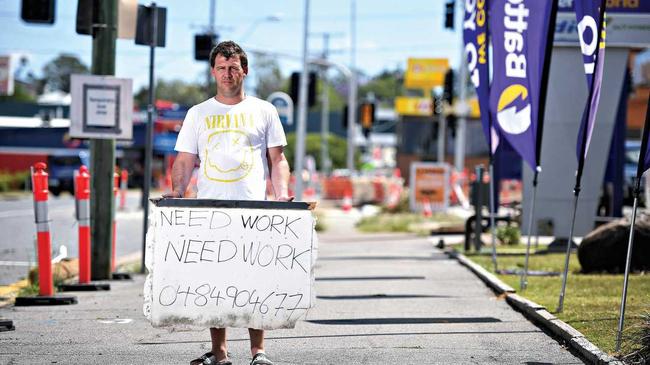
[250,352,274,365]
[190,352,232,365]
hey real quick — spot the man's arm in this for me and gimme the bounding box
[164,152,197,198]
[267,146,293,201]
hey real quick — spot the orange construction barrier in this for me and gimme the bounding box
[76,166,91,284]
[119,169,128,210]
[422,198,433,218]
[112,170,119,272]
[31,163,53,296]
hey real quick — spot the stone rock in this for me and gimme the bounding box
[578,213,650,273]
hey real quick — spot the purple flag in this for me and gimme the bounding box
[489,0,555,171]
[574,0,607,162]
[463,0,498,154]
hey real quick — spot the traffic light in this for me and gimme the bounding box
[342,104,349,129]
[195,34,217,61]
[443,69,454,104]
[289,71,317,108]
[21,0,55,24]
[444,1,455,30]
[359,102,375,129]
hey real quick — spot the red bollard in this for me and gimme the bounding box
[58,165,110,292]
[31,162,53,296]
[76,166,91,284]
[112,170,119,273]
[15,163,77,304]
[119,169,128,210]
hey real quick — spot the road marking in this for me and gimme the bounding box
[0,260,35,266]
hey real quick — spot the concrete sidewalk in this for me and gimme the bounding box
[0,209,585,364]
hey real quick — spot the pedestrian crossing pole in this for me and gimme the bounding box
[90,0,118,280]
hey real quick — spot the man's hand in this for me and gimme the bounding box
[276,195,295,202]
[162,190,183,199]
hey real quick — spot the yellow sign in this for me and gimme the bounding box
[395,97,432,116]
[404,58,449,89]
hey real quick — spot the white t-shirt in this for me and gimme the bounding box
[174,96,287,200]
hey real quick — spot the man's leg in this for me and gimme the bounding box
[210,328,228,360]
[248,328,265,355]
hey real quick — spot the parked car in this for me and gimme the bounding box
[47,151,89,196]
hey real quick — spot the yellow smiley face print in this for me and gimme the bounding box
[204,130,254,182]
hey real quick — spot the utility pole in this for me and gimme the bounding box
[206,0,217,93]
[294,0,311,200]
[319,33,331,176]
[347,0,357,172]
[454,0,468,172]
[90,0,117,280]
[310,32,344,176]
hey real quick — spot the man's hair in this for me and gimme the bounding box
[209,41,248,69]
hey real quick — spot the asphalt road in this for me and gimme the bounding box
[0,227,585,364]
[0,190,148,285]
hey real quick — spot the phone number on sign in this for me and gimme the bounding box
[157,283,306,317]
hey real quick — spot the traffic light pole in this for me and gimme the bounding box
[294,0,311,201]
[90,0,117,280]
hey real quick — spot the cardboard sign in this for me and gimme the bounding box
[143,199,318,330]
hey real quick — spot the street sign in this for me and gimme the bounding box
[267,91,294,126]
[395,96,432,116]
[409,162,450,213]
[555,1,650,48]
[69,74,133,140]
[404,58,449,89]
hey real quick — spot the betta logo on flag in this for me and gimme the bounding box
[496,0,531,135]
[497,84,531,134]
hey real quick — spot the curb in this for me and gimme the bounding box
[446,250,623,365]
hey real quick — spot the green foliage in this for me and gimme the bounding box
[0,170,29,192]
[42,54,89,93]
[253,55,284,100]
[496,225,521,246]
[381,190,410,213]
[357,213,424,233]
[470,252,650,354]
[284,133,359,170]
[0,83,36,102]
[358,68,405,107]
[622,312,650,364]
[134,79,208,107]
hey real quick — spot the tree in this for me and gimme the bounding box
[253,54,284,100]
[358,68,405,107]
[284,132,360,171]
[41,54,89,93]
[134,79,208,107]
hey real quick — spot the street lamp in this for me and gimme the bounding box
[240,14,282,42]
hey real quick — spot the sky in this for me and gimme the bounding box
[0,0,464,92]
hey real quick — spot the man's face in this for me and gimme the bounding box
[211,55,247,98]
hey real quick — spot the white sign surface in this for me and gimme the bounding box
[70,74,133,139]
[144,202,318,330]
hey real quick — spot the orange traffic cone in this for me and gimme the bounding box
[342,189,353,213]
[422,198,433,218]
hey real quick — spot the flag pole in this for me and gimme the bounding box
[556,0,606,314]
[520,170,539,290]
[615,92,650,351]
[520,0,558,290]
[484,1,498,273]
[488,154,498,272]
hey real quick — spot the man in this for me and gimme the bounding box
[166,40,291,365]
